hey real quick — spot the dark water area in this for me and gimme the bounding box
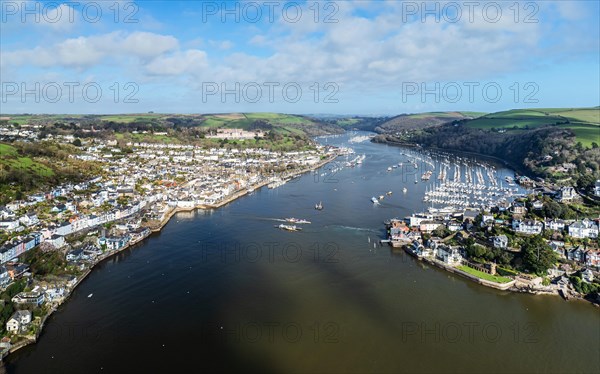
[6,132,599,374]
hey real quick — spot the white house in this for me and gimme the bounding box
[12,289,45,306]
[6,310,32,334]
[568,219,599,239]
[545,219,566,232]
[531,200,544,210]
[436,245,463,266]
[556,186,576,203]
[419,220,444,233]
[46,234,66,249]
[447,221,462,232]
[19,214,39,227]
[492,235,508,249]
[481,214,494,227]
[512,219,543,235]
[0,220,21,233]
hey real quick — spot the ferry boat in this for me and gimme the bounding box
[277,224,302,232]
[285,218,311,224]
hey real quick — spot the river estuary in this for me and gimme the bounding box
[5,132,599,373]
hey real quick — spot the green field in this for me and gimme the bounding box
[1,114,84,125]
[99,114,163,123]
[558,124,599,147]
[459,111,487,118]
[464,108,599,146]
[456,265,513,283]
[335,118,361,127]
[0,143,55,177]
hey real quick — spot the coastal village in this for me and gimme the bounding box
[0,127,599,359]
[0,131,341,357]
[386,183,600,301]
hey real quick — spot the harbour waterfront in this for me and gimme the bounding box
[5,132,599,373]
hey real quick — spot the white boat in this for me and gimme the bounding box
[277,224,302,232]
[402,187,408,193]
[315,201,323,210]
[87,293,93,298]
[285,218,311,224]
[371,197,380,204]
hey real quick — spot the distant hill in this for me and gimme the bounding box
[375,111,485,133]
[1,113,345,139]
[463,107,599,147]
[373,107,600,188]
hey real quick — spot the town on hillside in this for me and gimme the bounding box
[0,132,343,356]
[387,184,600,301]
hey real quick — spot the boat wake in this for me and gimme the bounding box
[326,225,379,233]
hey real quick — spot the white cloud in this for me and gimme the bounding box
[209,40,234,50]
[146,50,208,76]
[3,31,179,69]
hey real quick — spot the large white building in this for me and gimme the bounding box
[512,219,543,235]
[568,219,599,239]
[6,310,32,334]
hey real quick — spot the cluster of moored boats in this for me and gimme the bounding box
[378,148,525,211]
[423,181,520,209]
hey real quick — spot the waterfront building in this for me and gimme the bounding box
[6,310,32,334]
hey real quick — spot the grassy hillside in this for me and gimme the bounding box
[464,108,599,147]
[376,111,484,133]
[0,143,54,177]
[1,113,342,138]
[0,142,102,203]
[374,107,600,187]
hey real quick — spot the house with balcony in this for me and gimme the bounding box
[512,219,543,235]
[436,245,463,266]
[545,219,566,232]
[6,310,32,334]
[556,186,577,203]
[492,235,508,249]
[568,219,599,239]
[12,288,45,306]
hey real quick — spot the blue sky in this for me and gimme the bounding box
[1,0,599,115]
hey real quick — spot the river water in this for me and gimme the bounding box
[6,132,599,373]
